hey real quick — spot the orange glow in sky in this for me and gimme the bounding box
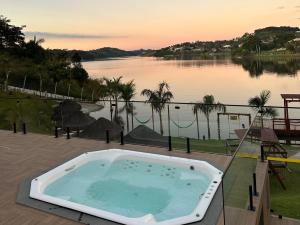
[2,0,300,50]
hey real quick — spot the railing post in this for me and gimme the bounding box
[22,123,26,134]
[217,113,221,140]
[167,105,171,136]
[260,145,265,162]
[106,130,110,144]
[187,138,191,154]
[248,185,255,211]
[221,180,226,225]
[120,131,124,145]
[253,173,258,196]
[13,122,17,133]
[168,136,172,151]
[54,126,58,138]
[66,127,70,139]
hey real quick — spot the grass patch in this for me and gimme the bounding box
[0,90,56,134]
[270,163,300,219]
[172,137,239,154]
[281,144,300,152]
[223,157,257,208]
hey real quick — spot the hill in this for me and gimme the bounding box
[151,26,300,59]
[49,47,151,61]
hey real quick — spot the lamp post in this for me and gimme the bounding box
[91,89,95,102]
[67,83,71,98]
[39,74,43,98]
[54,82,57,97]
[22,75,27,92]
[5,70,11,92]
[80,86,84,101]
[111,103,116,122]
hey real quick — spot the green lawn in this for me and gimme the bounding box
[223,157,257,208]
[172,137,239,155]
[0,91,56,134]
[270,163,300,220]
[281,144,300,152]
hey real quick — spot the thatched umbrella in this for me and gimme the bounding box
[80,117,122,140]
[124,125,168,147]
[52,100,82,122]
[63,111,95,129]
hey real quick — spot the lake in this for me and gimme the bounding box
[82,57,300,139]
[83,57,300,106]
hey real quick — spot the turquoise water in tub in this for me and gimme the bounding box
[44,159,211,222]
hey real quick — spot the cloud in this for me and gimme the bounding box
[277,6,285,9]
[25,32,126,39]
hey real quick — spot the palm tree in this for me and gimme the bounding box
[193,105,200,140]
[248,90,278,126]
[120,80,136,132]
[141,82,173,135]
[194,95,226,140]
[32,35,45,45]
[103,76,123,122]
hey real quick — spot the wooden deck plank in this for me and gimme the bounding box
[0,130,230,225]
[270,215,300,225]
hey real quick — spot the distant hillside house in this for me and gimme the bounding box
[174,47,184,52]
[290,38,300,43]
[276,47,287,51]
[223,45,232,48]
[262,39,273,44]
[193,47,205,52]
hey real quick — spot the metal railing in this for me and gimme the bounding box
[1,91,300,224]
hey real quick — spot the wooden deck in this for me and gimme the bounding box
[270,215,300,225]
[0,130,230,225]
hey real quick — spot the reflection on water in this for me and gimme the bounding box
[83,57,300,106]
[232,58,300,77]
[168,56,300,76]
[174,59,233,68]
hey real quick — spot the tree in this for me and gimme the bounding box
[69,52,88,83]
[141,82,173,135]
[194,95,226,140]
[193,104,200,140]
[242,34,262,54]
[104,77,123,123]
[71,66,88,83]
[248,90,278,119]
[120,80,136,132]
[0,15,25,49]
[71,52,82,67]
[23,36,46,62]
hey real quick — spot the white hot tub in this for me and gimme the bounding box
[30,149,223,225]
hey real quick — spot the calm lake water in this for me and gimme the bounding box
[82,57,300,139]
[83,56,300,106]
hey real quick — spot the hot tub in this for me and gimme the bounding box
[30,149,223,225]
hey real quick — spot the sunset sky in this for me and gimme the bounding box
[2,0,300,50]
